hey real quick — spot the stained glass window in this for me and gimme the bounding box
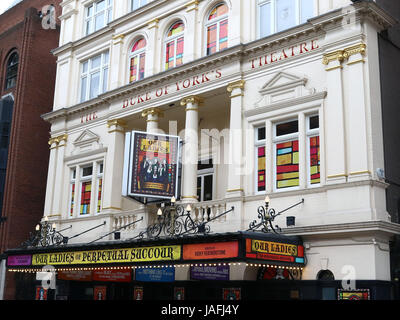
[130,38,146,83]
[257,146,266,192]
[206,3,228,56]
[96,163,103,213]
[308,115,320,185]
[276,140,299,189]
[97,178,103,213]
[255,127,266,193]
[165,22,185,70]
[309,136,320,184]
[70,183,75,216]
[80,181,92,215]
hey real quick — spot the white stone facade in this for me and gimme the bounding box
[42,0,400,283]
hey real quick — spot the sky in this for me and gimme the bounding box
[0,0,23,15]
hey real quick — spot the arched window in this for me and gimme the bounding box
[5,52,19,90]
[164,21,185,70]
[205,3,228,56]
[129,38,146,83]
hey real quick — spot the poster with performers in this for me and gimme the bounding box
[174,287,185,300]
[337,289,370,300]
[35,286,48,300]
[134,286,144,300]
[128,131,180,200]
[223,288,241,300]
[94,286,107,300]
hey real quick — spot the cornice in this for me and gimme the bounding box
[281,220,400,238]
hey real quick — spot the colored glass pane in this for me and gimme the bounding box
[131,38,146,53]
[168,22,184,37]
[219,19,228,50]
[276,140,299,189]
[70,183,75,216]
[208,3,228,20]
[130,56,138,82]
[176,37,184,66]
[80,181,92,215]
[309,136,320,184]
[257,146,266,192]
[97,178,103,213]
[165,40,175,69]
[207,24,217,55]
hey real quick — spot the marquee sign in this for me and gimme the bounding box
[31,245,181,266]
[245,239,305,264]
[123,131,181,200]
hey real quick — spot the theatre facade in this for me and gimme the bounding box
[3,0,400,300]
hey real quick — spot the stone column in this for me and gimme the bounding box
[142,107,164,134]
[180,96,203,203]
[343,43,370,181]
[43,137,59,217]
[225,80,245,198]
[102,119,127,212]
[225,80,245,230]
[48,134,68,219]
[322,50,347,184]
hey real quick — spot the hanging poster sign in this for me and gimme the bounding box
[135,266,175,282]
[58,270,93,282]
[125,131,181,200]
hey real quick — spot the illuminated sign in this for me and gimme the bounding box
[245,239,304,264]
[183,241,239,260]
[32,245,181,266]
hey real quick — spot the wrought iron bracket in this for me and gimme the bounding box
[248,199,304,234]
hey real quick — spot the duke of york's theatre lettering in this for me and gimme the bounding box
[122,69,222,109]
[250,39,320,69]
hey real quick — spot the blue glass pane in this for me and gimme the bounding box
[259,2,271,38]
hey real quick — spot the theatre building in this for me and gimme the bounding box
[3,0,400,300]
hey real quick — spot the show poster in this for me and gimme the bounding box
[129,131,180,199]
[223,288,241,300]
[94,286,107,300]
[337,289,370,300]
[134,286,144,300]
[35,286,48,300]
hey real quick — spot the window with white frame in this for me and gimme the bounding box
[273,119,299,190]
[80,51,109,102]
[306,114,320,186]
[69,161,104,217]
[197,159,214,202]
[205,3,229,56]
[85,0,113,36]
[164,21,185,70]
[129,38,146,83]
[255,126,266,193]
[131,0,148,11]
[258,0,314,38]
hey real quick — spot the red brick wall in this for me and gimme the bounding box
[0,0,62,300]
